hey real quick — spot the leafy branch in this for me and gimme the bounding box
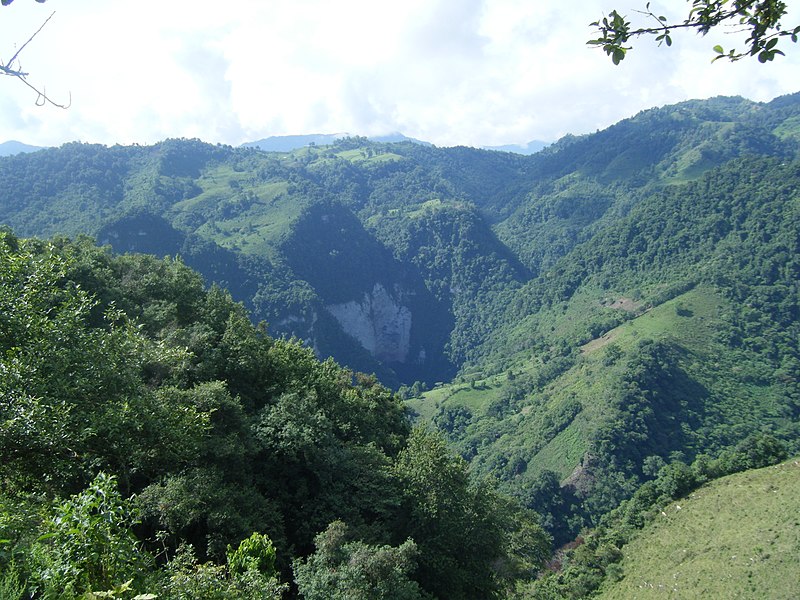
[589,0,800,64]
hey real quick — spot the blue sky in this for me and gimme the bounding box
[1,0,799,148]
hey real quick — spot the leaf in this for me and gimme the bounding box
[713,44,724,53]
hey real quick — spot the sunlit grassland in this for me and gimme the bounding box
[598,459,800,599]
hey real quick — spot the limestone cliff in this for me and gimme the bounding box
[326,283,412,363]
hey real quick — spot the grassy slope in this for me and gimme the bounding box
[598,459,800,599]
[409,284,789,481]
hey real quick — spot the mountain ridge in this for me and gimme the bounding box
[1,93,798,548]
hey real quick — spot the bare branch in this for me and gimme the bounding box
[0,9,70,108]
[7,10,55,66]
[0,64,29,78]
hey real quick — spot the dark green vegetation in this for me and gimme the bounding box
[1,92,800,597]
[0,232,546,598]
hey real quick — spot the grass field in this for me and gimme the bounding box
[599,459,800,599]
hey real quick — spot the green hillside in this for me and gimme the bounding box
[598,459,800,599]
[1,93,798,390]
[0,232,547,599]
[1,92,800,561]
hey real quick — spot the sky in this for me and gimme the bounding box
[1,0,799,149]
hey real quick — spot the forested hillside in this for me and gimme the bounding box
[0,232,547,598]
[1,92,800,597]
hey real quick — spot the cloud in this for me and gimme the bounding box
[0,0,798,148]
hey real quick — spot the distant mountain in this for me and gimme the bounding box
[241,133,348,151]
[242,132,543,154]
[368,132,432,145]
[483,140,549,154]
[241,132,431,152]
[0,140,45,156]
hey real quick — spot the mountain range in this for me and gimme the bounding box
[1,133,550,158]
[1,91,798,553]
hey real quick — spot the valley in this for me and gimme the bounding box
[1,91,799,598]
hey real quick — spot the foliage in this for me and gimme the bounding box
[27,473,151,598]
[158,543,285,600]
[590,0,800,64]
[226,532,277,578]
[394,428,550,599]
[293,521,426,600]
[0,229,546,597]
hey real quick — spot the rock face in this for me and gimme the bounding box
[326,283,412,363]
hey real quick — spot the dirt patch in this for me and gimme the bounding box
[581,329,620,354]
[604,296,641,312]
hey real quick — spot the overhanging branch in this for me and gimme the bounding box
[1,9,70,108]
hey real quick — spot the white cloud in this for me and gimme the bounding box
[1,0,798,148]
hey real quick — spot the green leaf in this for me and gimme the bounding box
[713,44,724,53]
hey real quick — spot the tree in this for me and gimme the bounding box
[28,473,151,597]
[590,0,800,64]
[393,428,550,599]
[293,521,425,600]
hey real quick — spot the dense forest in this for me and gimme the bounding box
[1,92,799,597]
[0,232,548,598]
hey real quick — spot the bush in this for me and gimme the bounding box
[28,473,151,598]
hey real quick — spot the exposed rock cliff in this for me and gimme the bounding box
[326,283,412,363]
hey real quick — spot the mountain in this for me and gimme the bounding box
[241,132,431,152]
[1,93,799,546]
[483,140,549,154]
[242,132,543,154]
[0,140,45,156]
[241,133,349,151]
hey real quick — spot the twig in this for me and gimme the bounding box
[7,10,55,67]
[0,10,70,108]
